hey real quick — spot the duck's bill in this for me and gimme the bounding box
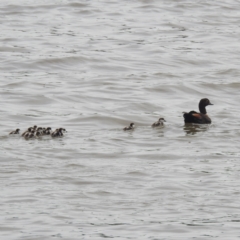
[209,102,214,105]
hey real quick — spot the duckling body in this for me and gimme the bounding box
[35,131,43,137]
[152,118,166,127]
[60,128,66,135]
[32,125,37,131]
[22,127,32,137]
[24,130,35,139]
[51,128,65,137]
[9,129,20,134]
[36,127,43,132]
[123,123,135,131]
[183,98,213,124]
[43,127,52,135]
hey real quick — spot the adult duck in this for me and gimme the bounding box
[183,98,213,124]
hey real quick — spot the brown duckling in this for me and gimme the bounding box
[152,118,166,127]
[183,98,213,124]
[32,125,37,131]
[35,127,43,136]
[9,129,20,134]
[123,123,135,131]
[24,130,35,139]
[22,127,32,137]
[58,128,66,136]
[51,129,61,137]
[43,127,52,135]
[51,128,66,137]
[35,131,43,137]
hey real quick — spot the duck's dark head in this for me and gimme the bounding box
[200,98,213,106]
[199,98,213,114]
[130,123,135,127]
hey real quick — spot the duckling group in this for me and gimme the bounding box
[9,98,213,135]
[9,125,67,139]
[123,98,213,130]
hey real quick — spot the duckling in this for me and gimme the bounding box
[22,127,32,137]
[152,118,166,127]
[59,128,66,135]
[24,130,35,139]
[51,129,60,137]
[183,98,213,124]
[32,125,37,131]
[57,128,66,136]
[35,130,43,138]
[51,128,66,137]
[9,129,20,134]
[43,127,52,135]
[36,127,43,135]
[123,123,135,131]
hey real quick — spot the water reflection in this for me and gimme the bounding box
[183,123,209,135]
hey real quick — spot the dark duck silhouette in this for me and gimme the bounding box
[152,118,166,127]
[183,98,213,124]
[123,123,135,131]
[24,130,35,139]
[51,128,66,137]
[9,129,20,134]
[43,127,52,135]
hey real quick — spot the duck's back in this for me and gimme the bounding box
[183,111,211,124]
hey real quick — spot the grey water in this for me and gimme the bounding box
[1,0,240,239]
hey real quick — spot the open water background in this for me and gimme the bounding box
[1,0,240,239]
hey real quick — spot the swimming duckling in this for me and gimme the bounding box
[9,129,20,134]
[43,127,52,135]
[36,127,43,135]
[51,128,66,137]
[35,130,43,138]
[42,128,51,135]
[183,98,213,124]
[123,123,135,131]
[58,128,66,136]
[152,118,166,127]
[32,125,37,131]
[51,129,60,137]
[24,130,35,139]
[22,127,32,137]
[60,128,66,135]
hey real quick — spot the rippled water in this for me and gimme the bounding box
[1,0,240,239]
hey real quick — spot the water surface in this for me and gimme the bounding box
[1,0,240,239]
